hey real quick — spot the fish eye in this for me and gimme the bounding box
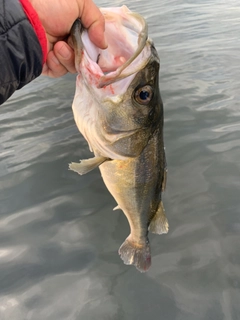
[134,85,153,105]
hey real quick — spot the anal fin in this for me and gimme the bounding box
[149,201,169,234]
[69,156,109,175]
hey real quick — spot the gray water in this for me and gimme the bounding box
[1,0,240,319]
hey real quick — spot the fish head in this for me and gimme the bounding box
[71,6,163,159]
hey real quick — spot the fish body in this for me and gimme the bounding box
[70,6,168,272]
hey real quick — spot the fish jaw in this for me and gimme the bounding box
[76,40,153,98]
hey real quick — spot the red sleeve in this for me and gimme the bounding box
[19,0,48,64]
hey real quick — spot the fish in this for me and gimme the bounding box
[69,5,168,272]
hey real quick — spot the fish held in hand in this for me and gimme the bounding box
[69,6,168,272]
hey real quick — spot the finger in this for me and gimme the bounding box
[54,41,76,74]
[79,0,107,49]
[41,51,68,78]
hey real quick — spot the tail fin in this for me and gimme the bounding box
[149,201,169,234]
[118,237,151,272]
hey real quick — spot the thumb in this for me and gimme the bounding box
[77,0,107,49]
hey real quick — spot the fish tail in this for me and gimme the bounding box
[118,236,151,272]
[149,201,169,234]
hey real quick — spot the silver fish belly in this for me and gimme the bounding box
[69,6,168,272]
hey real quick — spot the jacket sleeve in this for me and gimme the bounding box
[0,0,47,105]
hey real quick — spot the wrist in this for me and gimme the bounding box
[19,0,48,64]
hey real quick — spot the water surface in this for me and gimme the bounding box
[1,0,240,319]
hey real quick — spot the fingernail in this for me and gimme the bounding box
[58,44,72,59]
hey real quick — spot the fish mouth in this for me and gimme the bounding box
[72,6,151,89]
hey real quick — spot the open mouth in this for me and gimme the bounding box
[81,6,147,75]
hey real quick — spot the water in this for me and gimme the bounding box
[1,0,240,319]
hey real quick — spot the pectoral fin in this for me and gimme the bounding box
[113,205,121,211]
[149,202,169,234]
[69,156,109,175]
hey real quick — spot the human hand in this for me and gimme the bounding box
[29,0,107,77]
